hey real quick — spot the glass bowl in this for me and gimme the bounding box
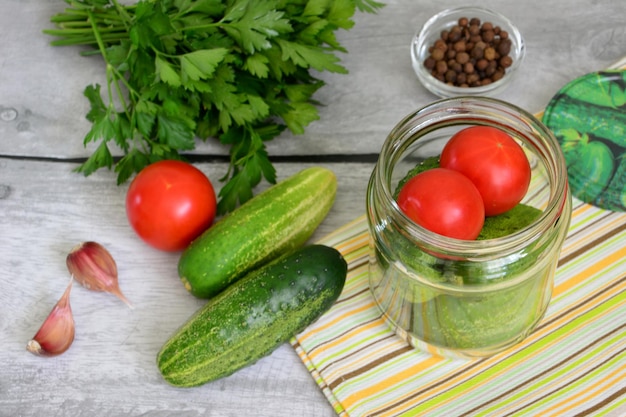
[411,6,525,98]
[366,97,572,358]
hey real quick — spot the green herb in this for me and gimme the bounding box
[44,0,384,213]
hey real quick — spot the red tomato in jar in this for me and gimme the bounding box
[125,160,217,252]
[397,168,485,240]
[440,126,531,216]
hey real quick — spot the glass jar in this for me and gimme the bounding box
[366,97,572,358]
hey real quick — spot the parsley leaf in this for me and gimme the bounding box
[75,141,114,176]
[355,0,385,13]
[180,48,229,81]
[221,0,292,53]
[277,39,348,73]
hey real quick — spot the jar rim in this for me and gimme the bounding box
[375,97,569,257]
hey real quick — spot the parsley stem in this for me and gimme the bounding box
[85,10,133,121]
[110,0,134,30]
[47,33,128,47]
[44,27,126,35]
[86,11,108,55]
[46,3,130,48]
[50,8,122,23]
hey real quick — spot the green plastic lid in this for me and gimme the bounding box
[542,69,626,212]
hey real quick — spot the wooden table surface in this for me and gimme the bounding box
[1,0,624,416]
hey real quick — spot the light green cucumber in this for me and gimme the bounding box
[158,244,347,387]
[178,167,337,298]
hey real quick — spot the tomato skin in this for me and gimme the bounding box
[126,160,217,252]
[397,168,485,240]
[440,126,531,216]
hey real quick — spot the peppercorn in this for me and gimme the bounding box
[423,16,515,89]
[476,58,488,71]
[433,39,448,51]
[449,60,463,73]
[500,55,513,68]
[497,38,512,56]
[482,29,495,43]
[469,24,480,36]
[445,69,457,83]
[484,46,496,61]
[456,51,470,64]
[431,48,445,61]
[449,26,463,42]
[435,60,448,74]
[471,42,486,59]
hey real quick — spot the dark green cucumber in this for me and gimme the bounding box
[178,167,337,298]
[157,244,347,387]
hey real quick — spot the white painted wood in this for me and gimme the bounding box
[1,0,624,415]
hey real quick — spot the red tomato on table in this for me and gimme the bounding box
[126,160,217,252]
[397,168,485,240]
[440,126,531,216]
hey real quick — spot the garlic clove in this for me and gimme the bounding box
[66,241,132,308]
[27,279,75,356]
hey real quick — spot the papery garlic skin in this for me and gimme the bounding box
[27,280,75,356]
[66,241,132,308]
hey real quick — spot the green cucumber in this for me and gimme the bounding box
[179,167,337,298]
[477,203,542,240]
[157,244,347,387]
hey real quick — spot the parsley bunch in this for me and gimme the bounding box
[44,0,383,213]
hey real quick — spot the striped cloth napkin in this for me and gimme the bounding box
[291,60,626,417]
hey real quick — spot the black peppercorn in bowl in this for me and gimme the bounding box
[411,6,525,98]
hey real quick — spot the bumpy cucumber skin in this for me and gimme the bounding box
[178,167,337,298]
[158,245,347,387]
